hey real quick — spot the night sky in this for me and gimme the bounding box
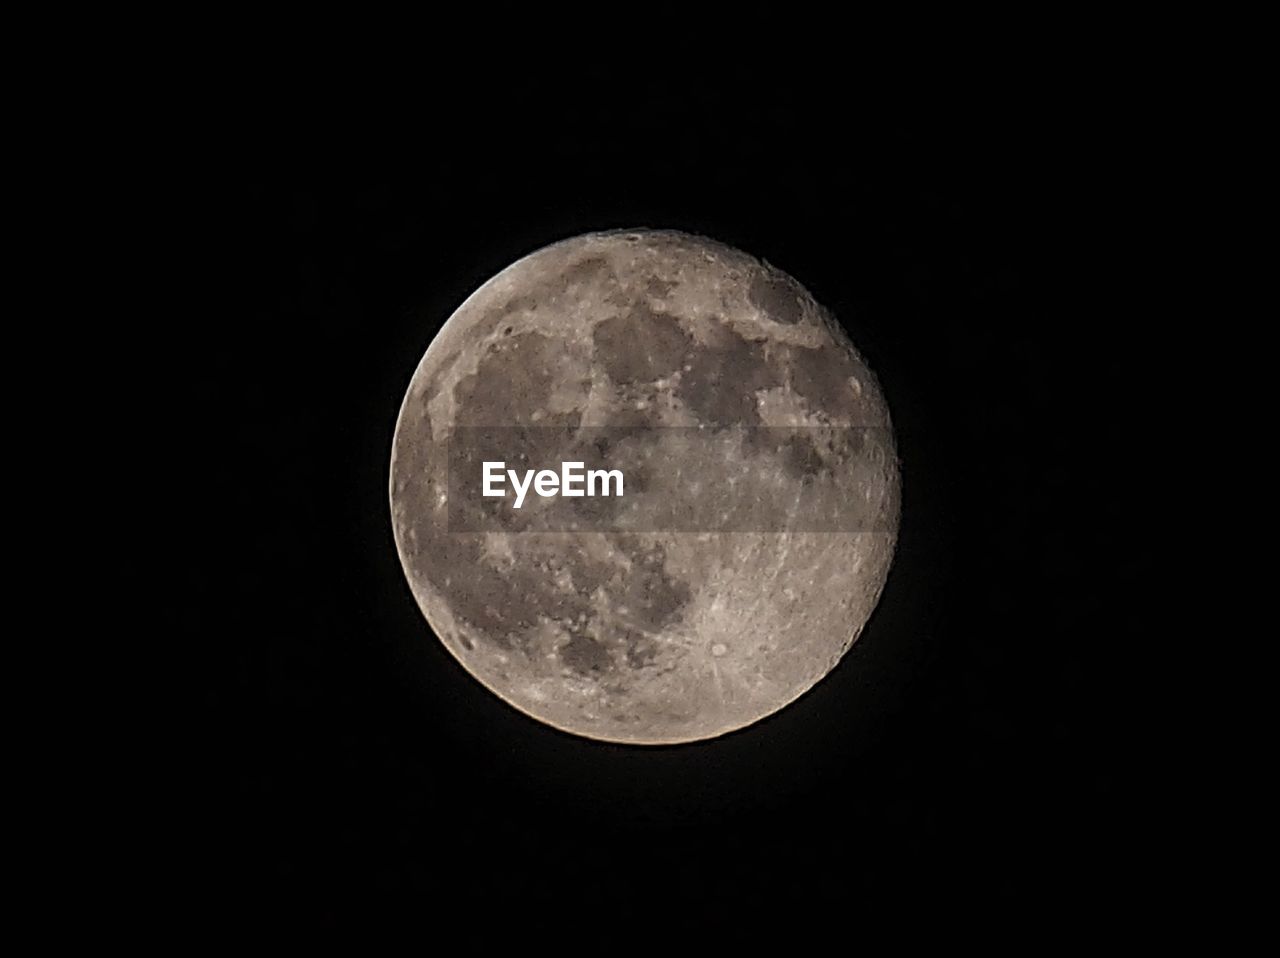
[183,61,1148,923]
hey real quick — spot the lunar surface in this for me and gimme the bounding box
[390,230,899,744]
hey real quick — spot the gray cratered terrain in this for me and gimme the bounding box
[390,230,899,744]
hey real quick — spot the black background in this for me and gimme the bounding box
[190,66,1145,922]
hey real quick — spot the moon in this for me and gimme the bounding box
[390,230,899,744]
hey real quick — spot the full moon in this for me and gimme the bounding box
[390,230,899,744]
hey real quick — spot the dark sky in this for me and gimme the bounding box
[186,67,1148,924]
